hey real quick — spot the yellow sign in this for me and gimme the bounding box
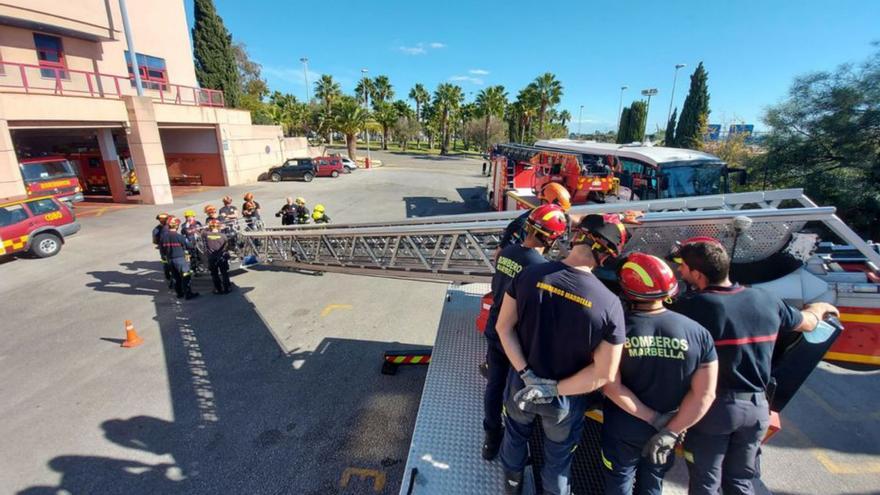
[44,211,63,221]
[38,180,71,189]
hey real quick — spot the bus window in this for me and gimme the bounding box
[659,162,724,198]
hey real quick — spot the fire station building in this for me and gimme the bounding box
[0,0,300,204]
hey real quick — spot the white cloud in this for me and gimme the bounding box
[429,42,446,49]
[398,45,427,55]
[468,69,489,75]
[449,75,484,85]
[262,65,320,87]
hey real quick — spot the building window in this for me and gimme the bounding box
[34,33,67,79]
[125,51,168,91]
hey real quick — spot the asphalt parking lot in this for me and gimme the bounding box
[1,148,879,494]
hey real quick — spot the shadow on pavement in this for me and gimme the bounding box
[404,186,488,217]
[21,261,428,494]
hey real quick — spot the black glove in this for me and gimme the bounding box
[642,429,679,465]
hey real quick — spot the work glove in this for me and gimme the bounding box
[650,410,678,431]
[514,381,559,408]
[519,369,555,387]
[641,429,679,465]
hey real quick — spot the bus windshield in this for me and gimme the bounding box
[20,159,77,182]
[659,160,725,198]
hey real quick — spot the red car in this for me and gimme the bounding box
[313,156,344,178]
[0,195,81,258]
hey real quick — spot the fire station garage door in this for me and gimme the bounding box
[159,128,225,187]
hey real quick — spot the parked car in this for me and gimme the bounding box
[340,157,357,173]
[0,195,81,258]
[268,159,318,182]
[313,156,344,177]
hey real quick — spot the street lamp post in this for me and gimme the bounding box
[641,88,659,142]
[667,63,686,124]
[577,105,584,138]
[361,68,371,168]
[299,57,310,103]
[616,85,628,131]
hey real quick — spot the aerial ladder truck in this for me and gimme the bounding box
[235,188,880,495]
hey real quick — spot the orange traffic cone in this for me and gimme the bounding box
[121,320,144,348]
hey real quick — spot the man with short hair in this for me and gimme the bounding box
[671,239,838,495]
[495,214,630,495]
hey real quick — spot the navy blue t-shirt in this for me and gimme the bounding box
[671,285,802,393]
[484,244,546,338]
[507,261,626,381]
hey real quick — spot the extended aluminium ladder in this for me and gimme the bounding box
[238,188,880,282]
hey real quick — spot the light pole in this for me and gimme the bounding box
[667,63,686,124]
[616,85,628,131]
[641,88,659,141]
[577,105,584,138]
[299,57,310,103]
[361,68,371,168]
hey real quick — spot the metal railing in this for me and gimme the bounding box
[0,61,225,107]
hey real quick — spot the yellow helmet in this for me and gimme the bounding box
[184,209,196,218]
[314,204,325,213]
[295,197,306,205]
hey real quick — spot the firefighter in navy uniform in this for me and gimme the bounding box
[181,210,203,273]
[160,216,200,300]
[275,197,298,225]
[152,213,173,288]
[311,204,331,224]
[481,204,568,461]
[495,213,632,495]
[669,239,838,495]
[204,204,220,225]
[496,182,571,256]
[294,197,310,224]
[202,219,231,294]
[601,253,719,495]
[219,196,238,228]
[242,192,261,230]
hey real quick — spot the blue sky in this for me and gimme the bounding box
[188,0,878,133]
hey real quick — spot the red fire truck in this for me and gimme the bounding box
[67,151,139,195]
[18,156,84,204]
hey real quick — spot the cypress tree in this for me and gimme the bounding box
[192,0,241,107]
[617,106,631,144]
[674,62,710,149]
[628,100,647,143]
[664,107,677,146]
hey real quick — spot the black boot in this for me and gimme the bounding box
[482,429,503,460]
[185,291,200,300]
[478,361,489,379]
[503,470,523,495]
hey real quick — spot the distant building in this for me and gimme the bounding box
[0,0,296,203]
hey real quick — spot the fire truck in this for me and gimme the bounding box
[67,151,139,195]
[232,188,880,494]
[487,139,743,211]
[18,156,84,204]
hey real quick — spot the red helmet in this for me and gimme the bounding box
[167,216,181,228]
[526,204,568,243]
[572,213,628,257]
[668,236,723,264]
[207,218,221,228]
[156,213,169,224]
[540,182,571,212]
[222,196,233,205]
[618,253,679,301]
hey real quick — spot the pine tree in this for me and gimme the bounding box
[674,62,710,149]
[664,107,677,146]
[192,0,240,107]
[617,106,631,143]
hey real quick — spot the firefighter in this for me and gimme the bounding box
[152,213,173,288]
[601,253,719,495]
[294,197,310,224]
[481,204,567,461]
[275,197,298,226]
[311,204,331,224]
[242,192,261,230]
[160,216,199,300]
[181,210,203,273]
[668,239,838,495]
[219,196,239,228]
[202,219,231,294]
[204,204,219,225]
[495,213,631,495]
[496,182,571,257]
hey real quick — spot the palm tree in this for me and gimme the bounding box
[475,85,508,150]
[530,73,563,138]
[355,76,374,106]
[408,83,430,148]
[371,75,394,106]
[333,96,368,160]
[313,74,341,144]
[433,83,463,155]
[516,86,540,143]
[559,109,572,126]
[373,101,398,150]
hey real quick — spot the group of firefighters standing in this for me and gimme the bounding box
[150,192,332,298]
[482,183,839,495]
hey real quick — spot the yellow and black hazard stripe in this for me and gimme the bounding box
[0,234,29,255]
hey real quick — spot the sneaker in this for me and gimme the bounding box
[503,470,523,495]
[482,430,503,460]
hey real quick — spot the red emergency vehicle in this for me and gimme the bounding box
[18,156,84,204]
[67,151,139,195]
[0,195,81,257]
